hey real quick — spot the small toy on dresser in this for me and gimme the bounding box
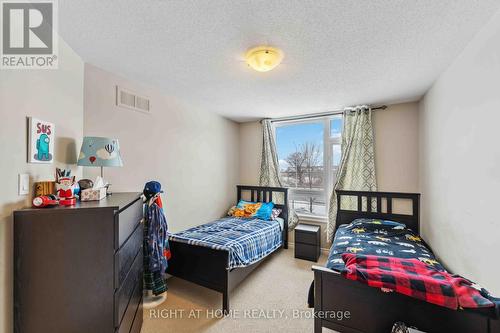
[55,168,78,206]
[32,194,59,208]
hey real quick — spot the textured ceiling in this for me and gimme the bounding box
[59,0,500,122]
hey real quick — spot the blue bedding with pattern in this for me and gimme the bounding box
[327,218,444,272]
[316,219,500,317]
[168,217,282,269]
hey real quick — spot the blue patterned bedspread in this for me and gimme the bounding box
[327,218,444,272]
[168,217,282,269]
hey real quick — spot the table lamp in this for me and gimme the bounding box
[77,136,123,181]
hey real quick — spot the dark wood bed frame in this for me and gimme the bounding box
[313,190,500,333]
[167,185,288,314]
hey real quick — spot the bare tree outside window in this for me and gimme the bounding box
[276,118,340,218]
[284,145,306,187]
[282,142,323,213]
[302,142,321,212]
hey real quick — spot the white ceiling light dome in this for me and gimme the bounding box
[245,46,284,72]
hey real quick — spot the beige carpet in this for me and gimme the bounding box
[141,248,330,333]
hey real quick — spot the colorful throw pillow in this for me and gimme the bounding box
[270,208,282,220]
[228,200,275,220]
[227,205,237,216]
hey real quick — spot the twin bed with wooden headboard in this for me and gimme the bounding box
[312,190,499,333]
[166,185,288,313]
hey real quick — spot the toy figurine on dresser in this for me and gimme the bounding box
[55,168,78,206]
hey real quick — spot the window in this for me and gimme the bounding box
[275,115,343,219]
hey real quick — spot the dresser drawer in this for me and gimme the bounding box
[128,297,143,333]
[116,278,142,333]
[295,230,319,245]
[295,243,319,262]
[115,197,143,248]
[115,222,143,289]
[115,247,143,327]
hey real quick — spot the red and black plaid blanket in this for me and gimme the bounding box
[342,253,494,310]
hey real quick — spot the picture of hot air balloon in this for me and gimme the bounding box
[104,143,115,156]
[97,146,117,160]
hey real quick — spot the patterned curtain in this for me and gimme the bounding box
[259,120,299,229]
[327,106,377,242]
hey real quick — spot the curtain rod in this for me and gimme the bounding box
[266,105,387,123]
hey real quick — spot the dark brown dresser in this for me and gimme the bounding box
[14,192,144,333]
[294,223,321,262]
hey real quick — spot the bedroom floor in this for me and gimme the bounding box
[141,248,333,333]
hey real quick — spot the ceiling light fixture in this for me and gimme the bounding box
[245,46,284,72]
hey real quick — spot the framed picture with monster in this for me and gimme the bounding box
[28,117,55,164]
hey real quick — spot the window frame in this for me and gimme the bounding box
[274,114,342,222]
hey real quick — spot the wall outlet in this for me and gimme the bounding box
[18,174,30,196]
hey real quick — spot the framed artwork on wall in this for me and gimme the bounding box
[28,117,55,164]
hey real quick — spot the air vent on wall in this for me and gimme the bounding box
[116,86,151,113]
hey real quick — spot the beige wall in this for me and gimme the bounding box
[0,40,84,333]
[419,9,500,295]
[239,121,263,185]
[238,102,420,248]
[83,64,240,232]
[373,103,419,192]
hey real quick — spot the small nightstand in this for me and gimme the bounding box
[294,223,320,262]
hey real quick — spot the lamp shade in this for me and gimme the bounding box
[77,136,123,167]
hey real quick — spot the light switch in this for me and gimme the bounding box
[18,174,29,196]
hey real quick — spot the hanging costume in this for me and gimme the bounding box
[143,181,171,295]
